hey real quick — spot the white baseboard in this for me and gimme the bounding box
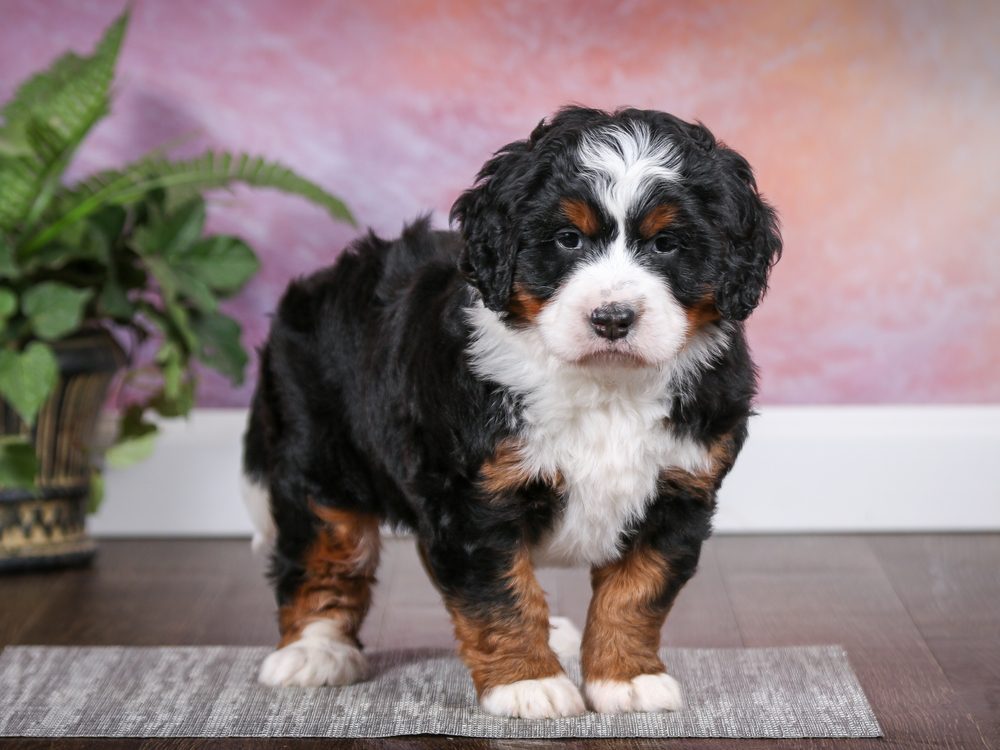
[91,406,1000,537]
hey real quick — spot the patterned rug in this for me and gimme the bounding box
[0,645,881,738]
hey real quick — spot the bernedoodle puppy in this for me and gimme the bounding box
[242,106,782,718]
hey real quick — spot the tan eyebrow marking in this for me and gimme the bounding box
[560,198,599,236]
[639,203,679,239]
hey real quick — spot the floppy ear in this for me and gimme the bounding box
[450,123,546,312]
[713,148,782,321]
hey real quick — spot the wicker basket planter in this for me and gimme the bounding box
[0,330,123,572]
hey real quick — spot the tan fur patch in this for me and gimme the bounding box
[661,431,737,501]
[581,545,670,682]
[561,197,599,236]
[480,438,532,496]
[507,283,546,324]
[447,548,562,694]
[685,294,721,332]
[479,438,562,498]
[639,203,679,239]
[277,503,381,648]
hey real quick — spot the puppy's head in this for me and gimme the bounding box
[451,106,781,367]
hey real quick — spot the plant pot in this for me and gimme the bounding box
[0,329,124,572]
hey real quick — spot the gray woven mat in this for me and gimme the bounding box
[0,645,880,739]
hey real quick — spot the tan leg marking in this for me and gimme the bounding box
[582,545,670,683]
[260,504,380,687]
[277,503,381,647]
[445,547,563,695]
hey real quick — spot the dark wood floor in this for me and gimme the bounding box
[1,534,997,750]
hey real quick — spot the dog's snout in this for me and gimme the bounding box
[590,302,636,340]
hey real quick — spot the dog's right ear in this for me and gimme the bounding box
[450,121,548,312]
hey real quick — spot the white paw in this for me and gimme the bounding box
[480,674,586,719]
[585,672,683,713]
[548,616,582,659]
[258,623,367,687]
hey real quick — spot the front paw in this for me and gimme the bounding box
[258,623,367,687]
[480,673,586,719]
[585,672,683,713]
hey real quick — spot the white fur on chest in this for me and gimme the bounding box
[522,378,710,567]
[467,306,720,568]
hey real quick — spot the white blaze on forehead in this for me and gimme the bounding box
[577,122,682,223]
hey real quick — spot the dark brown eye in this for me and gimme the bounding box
[555,230,583,251]
[653,235,677,254]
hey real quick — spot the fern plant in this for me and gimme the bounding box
[0,12,353,492]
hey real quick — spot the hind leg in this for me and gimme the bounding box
[259,501,381,687]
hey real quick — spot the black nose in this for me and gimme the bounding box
[590,303,636,340]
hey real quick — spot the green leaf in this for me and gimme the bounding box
[0,11,128,232]
[0,437,37,489]
[149,382,195,419]
[0,236,19,278]
[23,150,354,253]
[164,300,197,351]
[0,134,32,158]
[105,430,157,469]
[78,204,127,264]
[136,199,222,312]
[21,281,92,340]
[16,240,83,273]
[98,275,133,318]
[0,342,59,425]
[10,174,124,276]
[133,197,206,257]
[191,311,247,384]
[87,471,105,513]
[0,288,16,329]
[105,406,158,469]
[174,271,217,312]
[155,341,184,400]
[168,235,260,296]
[146,255,216,313]
[138,300,197,353]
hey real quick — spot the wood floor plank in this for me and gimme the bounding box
[715,535,989,750]
[871,534,1000,640]
[0,568,74,647]
[872,534,1000,749]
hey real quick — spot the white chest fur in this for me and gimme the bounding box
[521,377,711,567]
[466,306,719,568]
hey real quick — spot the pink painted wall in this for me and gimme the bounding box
[2,0,997,405]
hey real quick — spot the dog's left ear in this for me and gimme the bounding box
[713,148,783,321]
[450,123,546,312]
